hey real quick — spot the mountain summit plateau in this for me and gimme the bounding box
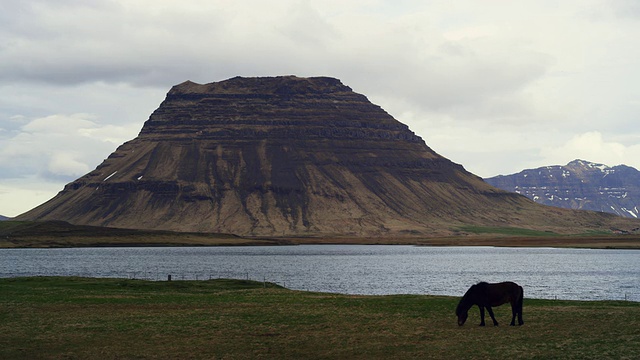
[17,77,638,236]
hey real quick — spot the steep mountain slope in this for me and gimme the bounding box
[485,159,640,219]
[17,77,638,236]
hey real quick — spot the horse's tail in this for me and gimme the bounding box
[517,285,524,313]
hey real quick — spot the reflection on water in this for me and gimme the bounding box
[1,245,638,301]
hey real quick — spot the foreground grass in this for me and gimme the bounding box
[1,277,639,359]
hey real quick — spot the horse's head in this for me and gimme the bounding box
[456,286,475,326]
[456,308,468,326]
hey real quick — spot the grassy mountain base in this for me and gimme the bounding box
[0,221,291,247]
[2,221,640,249]
[1,277,639,359]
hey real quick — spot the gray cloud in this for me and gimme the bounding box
[0,113,139,181]
[610,0,640,18]
[0,0,551,111]
[1,0,640,215]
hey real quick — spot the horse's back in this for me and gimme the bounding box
[487,281,522,305]
[491,281,521,293]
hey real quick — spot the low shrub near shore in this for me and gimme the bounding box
[1,277,639,359]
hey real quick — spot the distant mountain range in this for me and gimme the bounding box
[0,215,9,221]
[485,160,640,219]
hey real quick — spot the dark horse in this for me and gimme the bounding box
[456,281,524,326]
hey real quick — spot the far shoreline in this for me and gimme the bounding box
[2,233,640,250]
[268,234,640,250]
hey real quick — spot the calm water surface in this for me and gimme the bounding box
[1,245,638,301]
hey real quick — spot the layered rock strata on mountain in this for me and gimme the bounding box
[485,159,640,219]
[17,77,638,236]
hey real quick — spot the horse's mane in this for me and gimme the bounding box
[456,282,488,315]
[456,285,475,315]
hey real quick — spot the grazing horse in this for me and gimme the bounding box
[456,281,524,326]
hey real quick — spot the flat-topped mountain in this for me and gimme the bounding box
[485,159,640,219]
[16,77,638,236]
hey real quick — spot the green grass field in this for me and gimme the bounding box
[1,277,639,359]
[456,225,560,237]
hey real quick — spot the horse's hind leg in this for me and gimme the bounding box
[510,302,517,326]
[517,305,524,326]
[518,309,524,325]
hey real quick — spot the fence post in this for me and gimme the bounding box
[168,274,172,281]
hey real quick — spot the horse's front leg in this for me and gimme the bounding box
[486,306,498,326]
[478,305,486,326]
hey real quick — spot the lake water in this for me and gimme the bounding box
[1,245,638,302]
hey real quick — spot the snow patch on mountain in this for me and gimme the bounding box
[485,159,640,219]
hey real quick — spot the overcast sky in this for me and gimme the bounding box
[1,0,640,217]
